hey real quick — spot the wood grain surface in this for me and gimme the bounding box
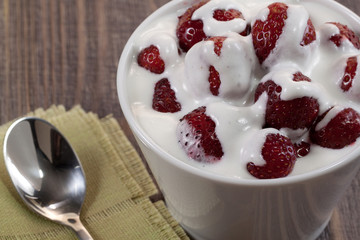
[0,0,359,239]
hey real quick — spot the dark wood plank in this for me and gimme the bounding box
[0,0,359,239]
[0,0,168,121]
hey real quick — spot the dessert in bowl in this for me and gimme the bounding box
[117,0,360,239]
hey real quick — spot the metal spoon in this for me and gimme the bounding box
[3,117,93,240]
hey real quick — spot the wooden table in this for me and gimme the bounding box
[0,0,359,239]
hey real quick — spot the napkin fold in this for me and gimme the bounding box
[0,105,189,240]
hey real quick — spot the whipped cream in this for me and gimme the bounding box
[126,0,360,179]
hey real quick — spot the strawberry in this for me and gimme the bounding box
[254,71,319,130]
[209,66,221,96]
[247,133,296,179]
[252,2,316,64]
[213,9,243,22]
[177,106,224,162]
[328,22,360,49]
[292,71,312,82]
[310,107,360,149]
[340,56,358,92]
[300,19,317,46]
[137,45,165,74]
[152,78,181,113]
[293,141,311,158]
[207,36,226,96]
[176,0,209,52]
[251,2,288,64]
[208,36,226,56]
[212,9,250,36]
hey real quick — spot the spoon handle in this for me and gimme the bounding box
[75,226,94,240]
[66,216,94,240]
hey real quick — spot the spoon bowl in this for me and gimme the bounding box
[3,117,93,240]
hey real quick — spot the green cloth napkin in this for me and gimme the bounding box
[0,105,189,240]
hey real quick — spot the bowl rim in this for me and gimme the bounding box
[117,0,360,187]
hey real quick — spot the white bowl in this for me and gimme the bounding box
[117,0,360,239]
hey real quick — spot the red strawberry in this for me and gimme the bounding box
[247,133,296,179]
[252,3,316,64]
[255,80,282,102]
[340,56,358,92]
[212,9,250,36]
[328,22,360,49]
[251,2,288,64]
[153,78,181,113]
[254,71,319,130]
[300,19,317,46]
[137,45,165,74]
[292,71,312,82]
[294,141,311,158]
[310,107,360,149]
[209,66,221,96]
[176,0,209,52]
[206,36,226,96]
[208,36,226,56]
[213,9,243,21]
[177,106,224,162]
